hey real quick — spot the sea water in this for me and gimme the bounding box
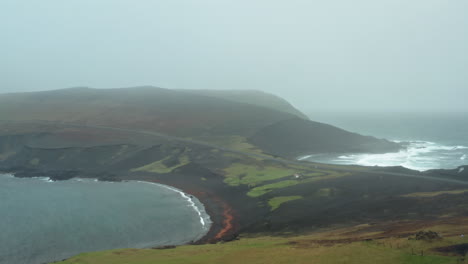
[0,175,211,264]
[301,112,468,171]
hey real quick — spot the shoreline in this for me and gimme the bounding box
[134,180,212,231]
[140,178,238,244]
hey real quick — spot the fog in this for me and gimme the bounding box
[1,0,467,112]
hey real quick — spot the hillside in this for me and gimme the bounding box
[0,86,295,138]
[250,118,400,158]
[1,87,468,264]
[178,89,309,119]
[0,87,399,157]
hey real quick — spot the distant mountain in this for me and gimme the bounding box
[178,89,309,119]
[0,86,400,156]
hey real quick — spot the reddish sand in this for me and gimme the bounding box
[214,202,235,240]
[145,179,237,243]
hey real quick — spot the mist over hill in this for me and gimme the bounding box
[178,89,309,120]
[0,86,399,156]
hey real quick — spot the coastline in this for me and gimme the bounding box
[140,178,238,244]
[134,180,212,232]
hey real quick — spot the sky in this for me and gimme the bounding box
[1,0,467,112]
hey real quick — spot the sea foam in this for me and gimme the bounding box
[299,140,468,171]
[136,181,211,229]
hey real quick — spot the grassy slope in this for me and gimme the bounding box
[0,87,399,157]
[0,87,296,138]
[59,218,468,264]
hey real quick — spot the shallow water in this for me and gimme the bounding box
[0,175,211,264]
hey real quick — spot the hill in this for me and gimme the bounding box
[4,87,464,264]
[250,118,400,158]
[178,89,309,119]
[0,86,399,156]
[0,86,294,138]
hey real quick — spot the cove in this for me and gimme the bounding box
[0,174,211,264]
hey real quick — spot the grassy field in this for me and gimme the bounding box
[223,163,296,187]
[268,196,303,211]
[132,154,190,174]
[247,180,300,197]
[222,161,350,201]
[223,162,348,187]
[58,219,468,264]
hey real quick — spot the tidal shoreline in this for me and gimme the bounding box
[139,178,238,244]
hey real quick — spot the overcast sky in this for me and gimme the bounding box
[1,0,467,112]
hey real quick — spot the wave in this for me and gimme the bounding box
[38,177,54,183]
[135,181,211,230]
[299,140,468,171]
[297,154,313,161]
[0,174,55,182]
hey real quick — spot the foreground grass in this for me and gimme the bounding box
[58,217,468,264]
[58,234,458,264]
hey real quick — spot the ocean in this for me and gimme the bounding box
[0,175,211,264]
[302,112,468,171]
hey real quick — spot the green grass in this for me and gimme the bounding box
[223,162,350,198]
[132,155,190,174]
[247,180,299,197]
[223,163,296,187]
[57,235,458,264]
[400,254,454,264]
[268,196,302,211]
